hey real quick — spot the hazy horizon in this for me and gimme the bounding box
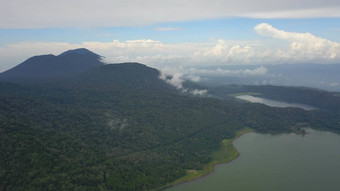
[1,1,340,91]
[1,1,340,72]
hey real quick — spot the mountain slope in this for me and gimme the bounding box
[0,48,104,82]
[51,62,180,98]
[1,49,340,191]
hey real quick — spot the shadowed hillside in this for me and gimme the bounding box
[0,48,104,82]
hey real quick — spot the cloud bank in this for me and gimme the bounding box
[183,66,268,76]
[255,23,340,61]
[1,23,339,72]
[1,0,340,28]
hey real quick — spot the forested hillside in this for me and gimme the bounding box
[1,52,340,190]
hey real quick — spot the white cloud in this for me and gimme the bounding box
[203,39,229,56]
[329,82,339,87]
[254,23,340,62]
[1,23,340,72]
[158,65,267,96]
[0,40,204,72]
[159,70,208,96]
[193,39,258,64]
[184,66,268,76]
[82,39,164,51]
[159,71,184,90]
[191,89,208,96]
[1,0,339,28]
[243,66,268,75]
[186,75,201,82]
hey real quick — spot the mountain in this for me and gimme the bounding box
[0,48,104,82]
[1,49,340,191]
[61,62,174,90]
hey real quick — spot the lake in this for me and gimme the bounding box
[166,129,340,191]
[236,95,316,111]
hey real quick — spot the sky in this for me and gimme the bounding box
[1,0,340,72]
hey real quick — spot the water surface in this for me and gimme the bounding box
[167,129,340,191]
[236,95,316,110]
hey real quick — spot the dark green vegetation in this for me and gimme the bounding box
[167,129,340,191]
[1,49,340,190]
[209,84,340,112]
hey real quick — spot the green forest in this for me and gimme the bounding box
[1,63,340,191]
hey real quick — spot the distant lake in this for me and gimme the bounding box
[167,129,340,191]
[236,95,316,111]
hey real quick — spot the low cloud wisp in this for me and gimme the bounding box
[159,71,208,96]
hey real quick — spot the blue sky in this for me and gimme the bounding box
[1,18,339,44]
[1,0,340,72]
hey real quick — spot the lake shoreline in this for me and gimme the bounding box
[159,128,253,191]
[165,129,340,191]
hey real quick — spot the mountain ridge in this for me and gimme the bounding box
[0,48,104,82]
